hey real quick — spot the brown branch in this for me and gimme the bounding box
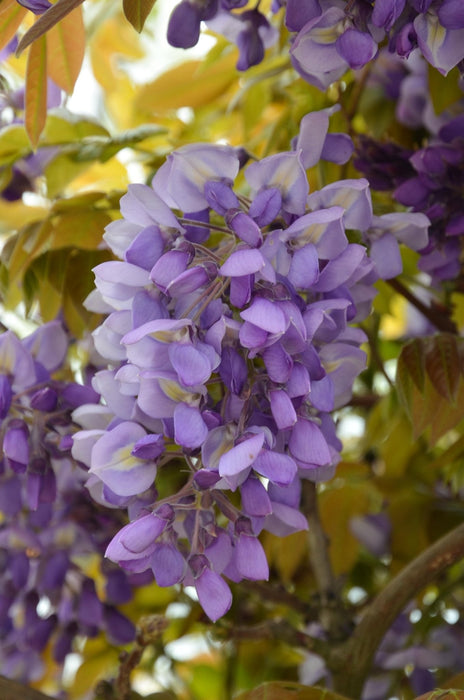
[115,615,167,700]
[246,580,313,616]
[0,676,55,700]
[388,278,457,334]
[222,618,332,659]
[330,521,464,698]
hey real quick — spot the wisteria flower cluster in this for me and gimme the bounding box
[0,323,138,681]
[71,114,429,622]
[164,0,464,83]
[288,0,464,89]
[354,61,464,286]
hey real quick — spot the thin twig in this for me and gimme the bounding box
[388,278,457,334]
[116,615,168,700]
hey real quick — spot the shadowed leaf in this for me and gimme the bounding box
[123,0,157,32]
[401,338,425,392]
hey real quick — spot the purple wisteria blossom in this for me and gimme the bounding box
[71,111,427,621]
[15,0,51,14]
[165,1,464,84]
[288,0,464,88]
[354,84,464,283]
[0,323,140,682]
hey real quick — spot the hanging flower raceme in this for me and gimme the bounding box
[288,0,464,88]
[73,114,428,621]
[0,323,139,682]
[163,1,464,83]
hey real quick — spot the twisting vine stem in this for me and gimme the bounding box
[329,521,464,697]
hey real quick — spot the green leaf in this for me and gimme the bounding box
[0,125,31,166]
[235,682,350,700]
[43,112,109,144]
[428,64,463,114]
[123,0,157,32]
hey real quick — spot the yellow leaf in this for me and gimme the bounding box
[319,484,374,575]
[46,4,85,93]
[25,35,47,147]
[90,13,144,92]
[0,0,26,53]
[0,199,47,233]
[46,208,110,250]
[16,0,85,55]
[0,124,31,166]
[69,636,119,698]
[68,158,129,193]
[136,52,238,114]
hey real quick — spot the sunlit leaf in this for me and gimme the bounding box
[0,0,27,54]
[0,124,31,166]
[16,0,85,55]
[0,199,47,233]
[136,52,238,114]
[90,13,144,93]
[43,112,109,144]
[46,4,85,93]
[123,0,157,32]
[25,34,47,147]
[68,158,128,193]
